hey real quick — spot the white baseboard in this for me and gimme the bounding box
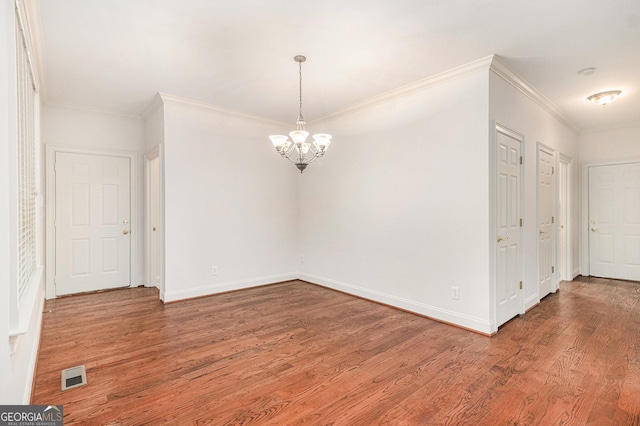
[163,272,298,302]
[298,273,492,335]
[524,294,539,312]
[572,268,581,280]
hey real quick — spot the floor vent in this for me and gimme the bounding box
[61,365,87,391]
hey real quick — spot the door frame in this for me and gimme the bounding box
[558,153,573,281]
[490,122,525,333]
[45,145,139,299]
[536,142,558,295]
[581,157,640,276]
[144,145,165,300]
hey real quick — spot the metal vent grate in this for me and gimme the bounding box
[61,365,87,391]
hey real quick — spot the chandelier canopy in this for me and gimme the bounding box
[269,55,332,173]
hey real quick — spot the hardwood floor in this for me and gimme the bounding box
[32,277,640,425]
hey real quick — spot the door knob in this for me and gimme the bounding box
[123,229,129,234]
[591,227,598,232]
[497,236,507,243]
[539,230,547,235]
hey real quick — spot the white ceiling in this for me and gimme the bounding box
[36,0,640,132]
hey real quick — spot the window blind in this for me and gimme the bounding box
[16,15,37,299]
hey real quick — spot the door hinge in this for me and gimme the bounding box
[552,216,555,223]
[552,266,555,273]
[520,218,523,227]
[519,156,523,165]
[552,166,554,174]
[519,281,523,290]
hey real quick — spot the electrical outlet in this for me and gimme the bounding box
[212,266,218,276]
[452,287,460,300]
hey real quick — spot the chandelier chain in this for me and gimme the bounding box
[298,60,304,122]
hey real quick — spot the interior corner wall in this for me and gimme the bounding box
[161,101,299,301]
[298,71,493,333]
[578,124,640,163]
[41,104,146,286]
[489,71,580,310]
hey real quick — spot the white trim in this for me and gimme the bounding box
[45,145,139,299]
[144,147,162,294]
[8,266,42,341]
[158,143,166,301]
[315,55,495,123]
[490,123,525,333]
[489,57,580,134]
[537,142,558,295]
[524,293,539,313]
[44,101,142,121]
[141,93,163,121]
[20,290,44,403]
[14,0,40,94]
[300,273,492,334]
[580,120,640,135]
[163,273,299,303]
[15,0,44,98]
[159,93,289,126]
[558,153,573,282]
[580,157,640,276]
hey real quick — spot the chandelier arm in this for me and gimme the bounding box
[283,147,300,163]
[304,152,321,165]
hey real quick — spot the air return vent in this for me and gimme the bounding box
[61,365,87,391]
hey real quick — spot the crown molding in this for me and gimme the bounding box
[44,101,142,120]
[489,56,581,134]
[158,93,289,127]
[314,55,495,123]
[141,93,164,121]
[579,120,640,135]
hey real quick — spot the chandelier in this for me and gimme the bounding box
[269,55,332,173]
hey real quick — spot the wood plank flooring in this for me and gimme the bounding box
[32,277,640,425]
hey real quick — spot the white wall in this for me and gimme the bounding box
[489,70,580,311]
[579,124,640,163]
[42,104,146,286]
[161,98,299,301]
[298,70,493,333]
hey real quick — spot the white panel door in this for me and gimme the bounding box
[496,128,522,327]
[589,163,640,280]
[55,152,131,295]
[538,147,555,298]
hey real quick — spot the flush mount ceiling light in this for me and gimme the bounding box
[577,67,596,76]
[269,55,332,173]
[587,90,622,107]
